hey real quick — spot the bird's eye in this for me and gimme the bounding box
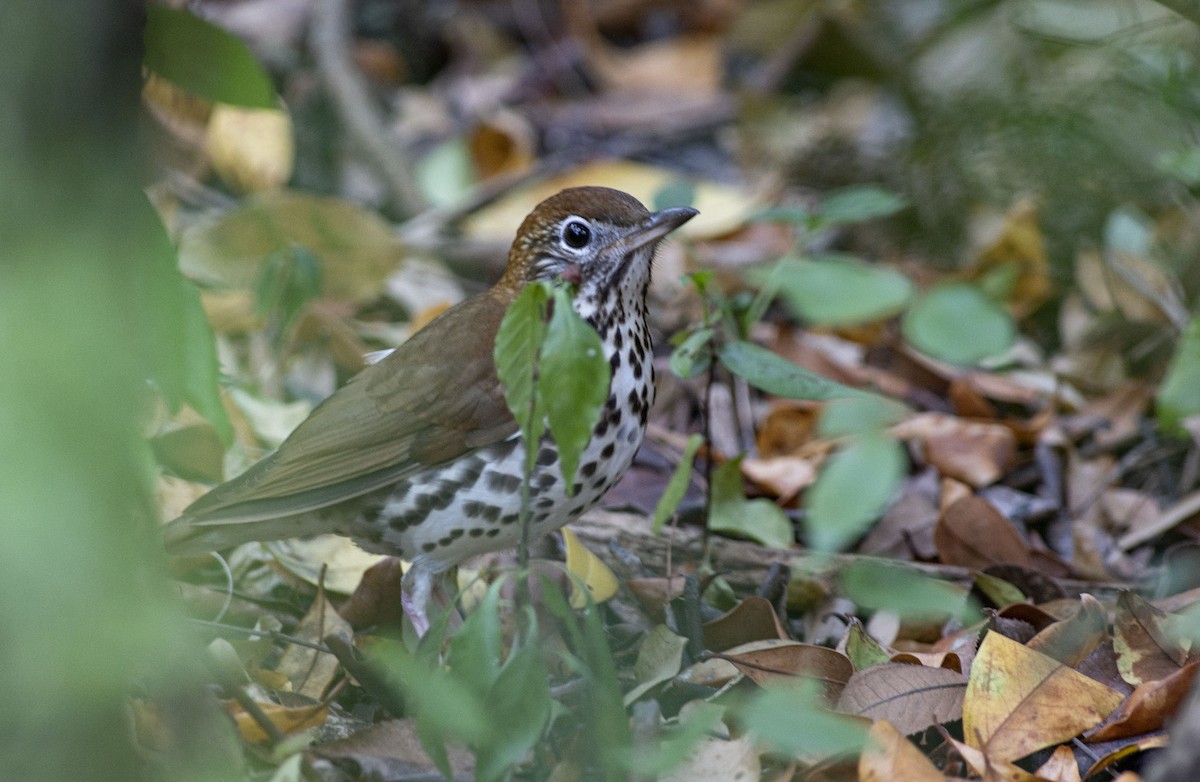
[561,220,591,249]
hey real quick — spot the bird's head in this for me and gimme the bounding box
[501,186,697,317]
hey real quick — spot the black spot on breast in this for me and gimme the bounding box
[536,472,557,489]
[536,447,556,466]
[431,482,457,510]
[500,513,519,525]
[481,504,502,523]
[422,542,437,552]
[633,361,643,379]
[581,461,598,477]
[463,501,482,518]
[601,443,615,459]
[469,528,484,537]
[613,329,624,349]
[536,496,555,510]
[572,482,583,494]
[449,529,464,539]
[390,480,412,503]
[458,460,485,488]
[485,472,523,493]
[609,352,621,372]
[627,389,640,413]
[438,536,452,547]
[388,515,410,531]
[486,528,500,537]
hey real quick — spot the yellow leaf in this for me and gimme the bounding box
[562,527,618,608]
[964,631,1123,762]
[206,103,295,193]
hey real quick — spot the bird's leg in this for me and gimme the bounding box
[401,564,434,637]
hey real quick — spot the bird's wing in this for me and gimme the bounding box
[179,289,519,524]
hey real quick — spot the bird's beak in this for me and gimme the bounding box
[623,206,699,250]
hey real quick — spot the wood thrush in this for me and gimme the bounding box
[164,186,697,633]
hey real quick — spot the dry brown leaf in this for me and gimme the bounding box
[754,401,821,457]
[267,534,388,595]
[740,455,817,503]
[339,557,405,630]
[1075,249,1174,325]
[964,631,1124,762]
[1113,591,1196,685]
[313,718,475,779]
[892,413,1017,488]
[577,25,723,96]
[857,470,939,560]
[935,496,1033,570]
[836,663,966,737]
[1087,660,1200,742]
[1026,594,1109,667]
[468,109,535,180]
[1032,744,1082,782]
[702,596,789,652]
[725,642,853,705]
[946,736,1044,782]
[964,198,1052,317]
[948,376,998,419]
[276,581,352,699]
[889,651,963,673]
[679,639,799,689]
[858,720,943,782]
[659,734,761,782]
[1066,451,1117,580]
[1118,489,1200,552]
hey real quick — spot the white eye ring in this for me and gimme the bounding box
[561,219,592,250]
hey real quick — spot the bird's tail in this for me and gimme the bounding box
[162,512,329,556]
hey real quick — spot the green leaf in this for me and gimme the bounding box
[651,434,703,533]
[540,287,611,493]
[653,179,696,211]
[416,136,476,208]
[818,396,906,438]
[1104,206,1153,256]
[179,278,234,444]
[717,340,867,401]
[477,628,552,781]
[447,579,504,697]
[818,186,907,226]
[902,283,1015,366]
[1158,315,1200,432]
[143,6,276,108]
[740,680,867,759]
[839,562,981,624]
[709,457,794,549]
[772,254,914,326]
[377,644,490,750]
[623,625,689,706]
[804,434,905,551]
[495,282,551,471]
[255,244,323,336]
[131,196,232,443]
[669,327,714,380]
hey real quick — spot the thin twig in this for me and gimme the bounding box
[309,0,425,217]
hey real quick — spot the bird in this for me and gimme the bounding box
[163,186,698,634]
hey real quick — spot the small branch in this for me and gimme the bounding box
[309,0,425,217]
